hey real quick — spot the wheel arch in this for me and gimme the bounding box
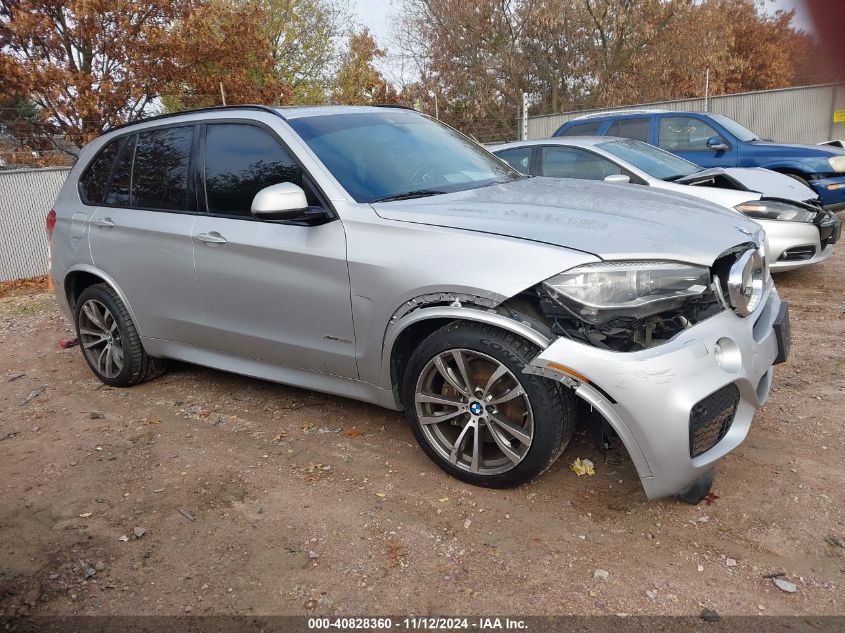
[384,306,551,408]
[762,163,814,178]
[64,265,141,334]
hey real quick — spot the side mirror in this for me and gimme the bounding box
[706,136,730,151]
[251,183,310,221]
[604,174,631,184]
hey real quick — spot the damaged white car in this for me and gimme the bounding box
[492,137,841,272]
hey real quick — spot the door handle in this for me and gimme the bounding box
[195,231,228,245]
[92,217,115,228]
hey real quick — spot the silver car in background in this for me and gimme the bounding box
[491,137,841,272]
[48,106,790,502]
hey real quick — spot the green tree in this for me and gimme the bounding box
[260,0,350,104]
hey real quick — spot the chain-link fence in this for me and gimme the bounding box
[526,83,845,143]
[0,167,69,282]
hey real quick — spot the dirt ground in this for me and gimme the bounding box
[0,247,843,619]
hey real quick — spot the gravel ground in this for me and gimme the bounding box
[0,246,843,618]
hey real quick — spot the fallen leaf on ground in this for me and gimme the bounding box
[571,458,595,476]
[341,430,362,438]
[703,492,720,505]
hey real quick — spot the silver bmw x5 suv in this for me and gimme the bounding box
[48,105,790,501]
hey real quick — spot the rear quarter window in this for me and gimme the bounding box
[79,138,122,204]
[557,120,605,136]
[495,147,531,174]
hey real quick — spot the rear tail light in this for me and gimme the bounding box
[46,209,57,238]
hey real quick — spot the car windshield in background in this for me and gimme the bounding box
[598,138,701,181]
[709,114,759,142]
[287,111,521,203]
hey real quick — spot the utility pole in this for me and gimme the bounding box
[434,93,439,120]
[219,82,227,106]
[704,68,710,112]
[521,92,528,141]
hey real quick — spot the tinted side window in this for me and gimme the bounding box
[607,118,650,142]
[541,146,623,180]
[131,126,193,211]
[80,138,122,204]
[495,147,531,174]
[558,120,604,136]
[105,136,135,207]
[204,124,301,217]
[658,116,720,151]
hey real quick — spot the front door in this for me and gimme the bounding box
[190,122,357,378]
[656,115,738,168]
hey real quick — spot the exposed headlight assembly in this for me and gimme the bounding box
[541,261,711,324]
[734,200,815,222]
[726,248,765,317]
[828,155,845,173]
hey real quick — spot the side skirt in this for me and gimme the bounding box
[141,337,401,411]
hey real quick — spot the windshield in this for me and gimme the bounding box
[708,114,759,141]
[287,110,521,203]
[598,138,700,180]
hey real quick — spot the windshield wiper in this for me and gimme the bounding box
[373,189,447,203]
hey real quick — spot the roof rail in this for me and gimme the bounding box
[373,103,420,111]
[105,104,285,134]
[571,108,668,121]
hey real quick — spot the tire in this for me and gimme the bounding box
[402,321,575,488]
[74,283,166,387]
[783,173,811,188]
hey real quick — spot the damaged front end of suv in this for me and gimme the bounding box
[508,233,788,500]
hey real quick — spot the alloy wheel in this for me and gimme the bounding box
[78,299,124,379]
[414,348,534,475]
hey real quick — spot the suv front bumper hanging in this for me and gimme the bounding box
[525,287,786,500]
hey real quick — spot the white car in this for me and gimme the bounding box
[491,137,841,272]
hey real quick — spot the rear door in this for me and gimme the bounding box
[190,122,357,378]
[87,125,205,343]
[655,115,738,167]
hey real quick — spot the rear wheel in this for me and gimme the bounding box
[74,284,165,387]
[402,321,575,487]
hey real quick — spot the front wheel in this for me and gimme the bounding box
[402,321,575,488]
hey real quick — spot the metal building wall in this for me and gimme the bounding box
[0,168,69,282]
[527,84,843,143]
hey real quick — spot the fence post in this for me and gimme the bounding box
[521,92,528,140]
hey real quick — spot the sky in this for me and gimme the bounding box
[766,0,815,32]
[352,0,396,47]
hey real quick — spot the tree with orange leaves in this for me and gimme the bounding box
[163,0,289,111]
[0,0,183,148]
[332,28,400,105]
[0,0,288,152]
